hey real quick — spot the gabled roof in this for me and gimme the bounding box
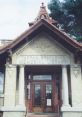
[0,3,82,55]
[0,18,82,55]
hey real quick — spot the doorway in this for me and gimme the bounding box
[30,75,59,113]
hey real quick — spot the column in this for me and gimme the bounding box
[70,65,82,107]
[19,65,25,106]
[4,64,16,106]
[62,65,70,107]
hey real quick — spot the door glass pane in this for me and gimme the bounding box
[33,75,52,80]
[34,85,41,106]
[46,84,52,106]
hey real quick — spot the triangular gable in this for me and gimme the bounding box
[0,19,82,55]
[12,32,73,65]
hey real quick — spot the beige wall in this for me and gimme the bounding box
[12,32,74,65]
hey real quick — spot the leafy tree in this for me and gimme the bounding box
[48,0,63,23]
[48,0,82,38]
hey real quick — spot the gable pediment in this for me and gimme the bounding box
[14,33,70,55]
[12,32,74,65]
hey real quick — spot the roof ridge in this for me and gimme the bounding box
[28,3,57,26]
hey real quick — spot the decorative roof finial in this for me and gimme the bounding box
[41,2,44,7]
[28,3,57,26]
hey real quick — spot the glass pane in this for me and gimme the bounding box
[46,84,52,106]
[34,85,41,106]
[0,72,4,94]
[46,84,52,99]
[33,75,52,80]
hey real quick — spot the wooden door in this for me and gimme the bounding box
[44,82,53,112]
[29,75,60,113]
[32,81,53,113]
[32,82,43,112]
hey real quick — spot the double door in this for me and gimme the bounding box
[31,81,55,112]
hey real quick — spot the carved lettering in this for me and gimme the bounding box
[16,55,70,65]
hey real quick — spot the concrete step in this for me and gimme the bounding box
[26,113,60,117]
[27,115,59,117]
[26,115,59,117]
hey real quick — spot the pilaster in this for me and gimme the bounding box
[18,65,25,107]
[62,65,70,107]
[4,64,16,106]
[70,64,82,107]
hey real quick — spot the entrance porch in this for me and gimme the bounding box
[3,64,72,117]
[22,65,70,116]
[25,65,62,113]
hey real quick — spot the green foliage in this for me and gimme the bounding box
[48,0,82,38]
[48,0,63,23]
[76,36,82,41]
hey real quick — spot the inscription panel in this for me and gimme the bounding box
[16,55,70,65]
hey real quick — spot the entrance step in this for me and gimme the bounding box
[26,113,60,117]
[26,115,59,117]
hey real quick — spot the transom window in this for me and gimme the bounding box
[33,75,52,80]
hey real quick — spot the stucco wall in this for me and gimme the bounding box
[12,32,74,65]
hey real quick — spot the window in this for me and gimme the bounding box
[0,69,4,94]
[34,85,41,106]
[33,75,52,80]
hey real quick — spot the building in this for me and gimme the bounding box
[0,3,82,117]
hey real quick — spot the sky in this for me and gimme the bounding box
[0,0,63,40]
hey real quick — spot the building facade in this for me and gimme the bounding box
[0,3,82,117]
